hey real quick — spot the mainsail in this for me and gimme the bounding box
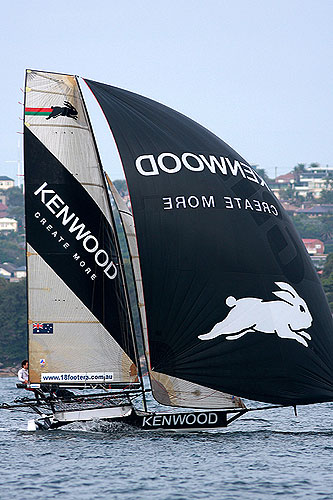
[24,71,138,385]
[85,79,333,406]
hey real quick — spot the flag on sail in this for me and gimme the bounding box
[33,323,53,334]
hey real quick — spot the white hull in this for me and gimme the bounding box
[27,405,133,431]
[54,405,133,423]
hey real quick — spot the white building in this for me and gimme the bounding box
[0,217,17,232]
[295,173,329,199]
[270,165,333,200]
[14,266,26,279]
[0,176,15,190]
[0,263,15,278]
[0,263,26,281]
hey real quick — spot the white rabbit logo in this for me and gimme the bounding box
[198,282,312,347]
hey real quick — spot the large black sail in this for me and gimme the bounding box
[24,71,137,384]
[85,78,333,405]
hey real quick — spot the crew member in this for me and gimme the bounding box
[18,360,29,384]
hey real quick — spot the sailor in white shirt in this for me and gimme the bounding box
[18,360,29,384]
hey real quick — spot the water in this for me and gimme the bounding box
[0,377,332,500]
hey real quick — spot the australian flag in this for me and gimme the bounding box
[33,323,53,334]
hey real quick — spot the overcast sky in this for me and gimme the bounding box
[1,0,332,182]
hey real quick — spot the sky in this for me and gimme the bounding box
[1,0,332,183]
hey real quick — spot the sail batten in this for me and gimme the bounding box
[86,78,333,406]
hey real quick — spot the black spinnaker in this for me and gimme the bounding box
[85,78,333,406]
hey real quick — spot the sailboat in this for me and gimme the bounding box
[1,69,332,431]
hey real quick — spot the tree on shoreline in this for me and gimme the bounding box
[0,279,27,366]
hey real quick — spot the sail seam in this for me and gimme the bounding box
[81,183,104,188]
[29,287,51,291]
[26,89,78,97]
[28,320,100,324]
[25,123,89,130]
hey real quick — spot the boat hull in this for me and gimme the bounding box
[125,409,247,431]
[53,405,133,423]
[28,407,247,431]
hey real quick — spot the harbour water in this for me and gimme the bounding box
[0,377,332,500]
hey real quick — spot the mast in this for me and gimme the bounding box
[104,173,148,411]
[23,70,30,371]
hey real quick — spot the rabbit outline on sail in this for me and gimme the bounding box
[198,282,313,347]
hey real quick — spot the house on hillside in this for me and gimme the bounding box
[302,238,325,255]
[0,263,16,279]
[0,263,26,281]
[271,170,325,200]
[0,217,17,232]
[270,173,295,199]
[14,266,26,279]
[269,165,333,201]
[294,171,329,199]
[302,238,326,269]
[275,172,295,185]
[297,205,333,217]
[0,176,14,190]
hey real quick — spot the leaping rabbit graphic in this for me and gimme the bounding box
[198,282,312,347]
